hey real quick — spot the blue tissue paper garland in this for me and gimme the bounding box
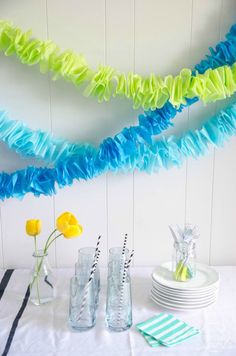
[0,24,236,199]
[1,24,236,164]
[0,102,236,200]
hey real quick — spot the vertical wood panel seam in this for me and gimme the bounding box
[209,150,216,265]
[133,0,136,73]
[104,0,107,66]
[45,0,57,267]
[104,0,109,262]
[132,0,136,266]
[0,206,5,268]
[132,172,135,266]
[209,0,224,265]
[184,0,194,225]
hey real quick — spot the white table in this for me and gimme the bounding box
[0,267,236,356]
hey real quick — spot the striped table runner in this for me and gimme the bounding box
[136,313,200,347]
[0,269,30,356]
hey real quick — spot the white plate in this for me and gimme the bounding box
[152,279,218,297]
[150,293,216,311]
[152,262,219,291]
[150,295,217,311]
[152,283,218,298]
[151,294,217,311]
[151,288,217,305]
[151,289,218,305]
[151,284,218,301]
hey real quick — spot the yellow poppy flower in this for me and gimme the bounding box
[26,219,42,237]
[56,212,83,239]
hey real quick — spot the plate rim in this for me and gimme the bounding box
[152,279,218,296]
[150,293,217,310]
[151,288,217,305]
[152,262,219,291]
[151,285,218,300]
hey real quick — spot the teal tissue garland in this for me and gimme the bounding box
[0,24,236,199]
[0,102,236,200]
[1,22,236,165]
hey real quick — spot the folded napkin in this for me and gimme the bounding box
[136,313,200,347]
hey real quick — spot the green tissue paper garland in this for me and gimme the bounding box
[1,20,236,110]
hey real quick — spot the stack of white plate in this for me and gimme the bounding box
[151,262,219,311]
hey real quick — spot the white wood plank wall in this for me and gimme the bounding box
[0,0,235,268]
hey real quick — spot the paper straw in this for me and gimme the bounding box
[77,250,101,322]
[119,233,128,276]
[93,235,101,286]
[125,249,134,271]
[122,233,128,256]
[94,235,101,259]
[117,250,134,324]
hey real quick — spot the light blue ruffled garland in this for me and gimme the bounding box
[1,23,236,165]
[0,100,193,165]
[0,24,236,199]
[0,102,236,200]
[140,22,236,136]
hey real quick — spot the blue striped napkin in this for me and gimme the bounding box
[136,313,200,347]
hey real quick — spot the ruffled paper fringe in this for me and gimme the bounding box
[141,23,236,134]
[0,102,236,200]
[1,20,236,110]
[0,99,195,164]
[0,111,92,163]
[0,21,235,167]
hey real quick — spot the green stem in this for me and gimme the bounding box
[33,233,62,289]
[43,229,57,254]
[39,232,62,268]
[31,236,41,305]
[30,230,62,304]
[45,233,63,251]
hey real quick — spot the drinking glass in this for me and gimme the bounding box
[108,247,129,277]
[76,247,100,304]
[68,275,96,331]
[106,259,132,332]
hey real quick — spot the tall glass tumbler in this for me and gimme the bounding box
[106,265,132,331]
[68,275,96,331]
[106,247,132,331]
[108,247,129,277]
[76,247,100,304]
[108,247,129,262]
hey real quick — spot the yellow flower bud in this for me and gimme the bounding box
[56,212,83,239]
[26,219,42,237]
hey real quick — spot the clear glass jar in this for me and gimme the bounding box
[30,249,55,305]
[172,242,196,282]
[68,275,97,331]
[108,247,129,278]
[106,264,132,332]
[76,247,100,304]
[108,247,129,262]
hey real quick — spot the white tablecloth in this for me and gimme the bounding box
[0,267,236,356]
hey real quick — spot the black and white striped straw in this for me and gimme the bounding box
[77,250,101,322]
[124,249,134,271]
[119,233,128,275]
[122,233,128,257]
[117,249,134,323]
[94,235,101,259]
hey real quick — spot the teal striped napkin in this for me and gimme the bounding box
[136,313,200,347]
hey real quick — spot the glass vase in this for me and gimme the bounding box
[68,275,97,331]
[106,263,132,332]
[172,242,196,282]
[108,247,129,277]
[76,247,100,303]
[30,249,55,305]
